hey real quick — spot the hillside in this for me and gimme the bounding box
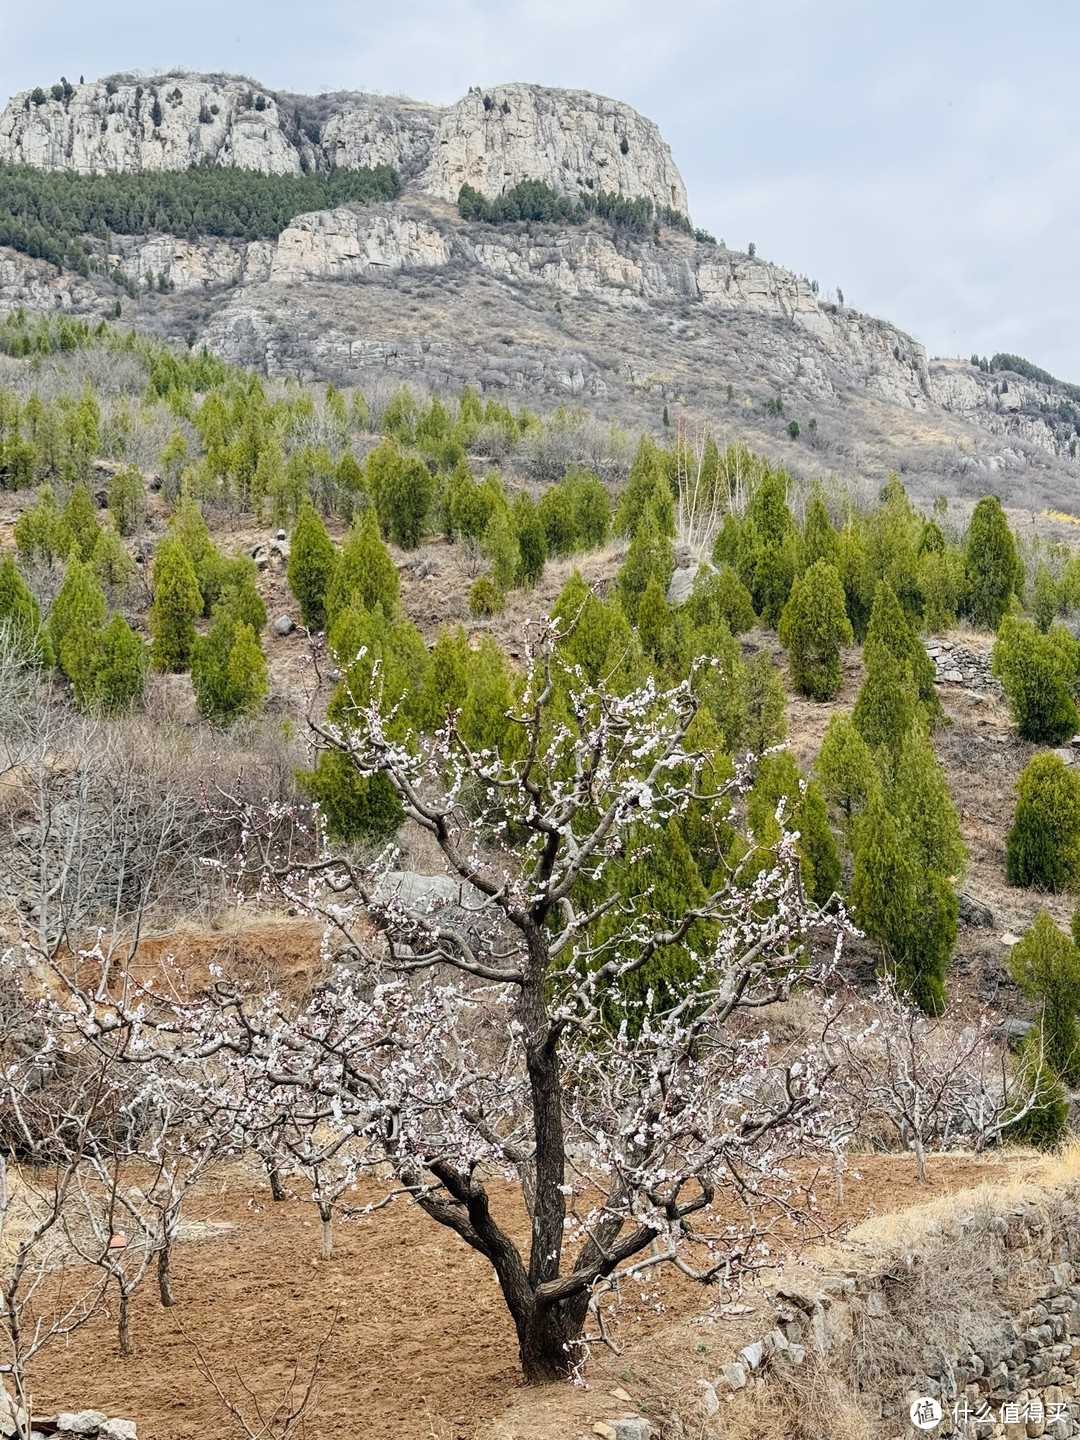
[0,71,1078,512]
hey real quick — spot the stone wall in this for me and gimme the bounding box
[703,1190,1080,1440]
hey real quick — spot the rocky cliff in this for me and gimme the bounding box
[0,73,687,214]
[1,69,1078,509]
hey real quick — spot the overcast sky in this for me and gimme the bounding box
[2,0,1076,378]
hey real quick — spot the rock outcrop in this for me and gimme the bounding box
[0,76,301,174]
[417,84,688,213]
[268,207,451,283]
[0,73,687,215]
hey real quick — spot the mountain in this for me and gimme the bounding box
[1,69,1078,509]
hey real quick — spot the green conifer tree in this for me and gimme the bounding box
[459,637,516,753]
[0,554,50,664]
[47,557,106,668]
[325,510,400,627]
[686,565,757,635]
[107,466,145,537]
[992,615,1080,743]
[512,492,547,588]
[851,795,953,1013]
[889,722,967,881]
[636,576,681,671]
[191,618,268,724]
[468,575,505,617]
[13,485,59,563]
[964,494,1023,629]
[1006,1035,1070,1149]
[1008,912,1080,1086]
[481,507,520,594]
[817,714,878,832]
[616,508,675,622]
[287,500,336,630]
[55,482,101,562]
[149,537,203,672]
[1033,564,1059,634]
[1006,752,1080,891]
[797,780,842,907]
[63,612,148,714]
[742,651,787,755]
[800,492,840,570]
[778,559,853,700]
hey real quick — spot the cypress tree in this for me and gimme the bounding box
[149,537,203,672]
[890,722,967,881]
[742,651,787,755]
[512,492,547,588]
[686,565,757,635]
[797,779,842,907]
[63,612,148,714]
[54,482,101,562]
[191,618,269,724]
[468,575,505,617]
[325,510,399,627]
[48,557,106,667]
[481,507,520,594]
[417,626,471,732]
[13,485,59,562]
[992,615,1079,744]
[616,508,675,622]
[551,571,638,689]
[0,554,50,664]
[778,559,853,700]
[299,750,404,844]
[1006,752,1080,891]
[1007,1035,1070,1149]
[287,500,336,630]
[800,492,840,570]
[1008,911,1080,1086]
[817,714,878,832]
[459,637,516,753]
[538,485,578,558]
[637,576,681,671]
[851,795,953,1013]
[965,494,1022,629]
[1033,564,1059,634]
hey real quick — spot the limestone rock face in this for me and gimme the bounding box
[269,207,451,282]
[929,358,1060,456]
[113,235,274,291]
[0,76,300,174]
[320,98,441,178]
[420,84,689,214]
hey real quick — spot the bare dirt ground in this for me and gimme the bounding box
[26,1152,1016,1440]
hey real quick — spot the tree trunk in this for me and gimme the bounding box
[914,1135,927,1183]
[117,1287,132,1357]
[518,1299,580,1384]
[268,1164,286,1202]
[519,945,567,1292]
[157,1240,175,1307]
[318,1202,333,1260]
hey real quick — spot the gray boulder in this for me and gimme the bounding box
[957,892,994,928]
[273,615,296,637]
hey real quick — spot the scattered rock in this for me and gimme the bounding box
[718,1361,747,1391]
[273,614,296,637]
[55,1416,109,1437]
[740,1339,766,1370]
[957,892,994,928]
[998,1017,1034,1050]
[666,566,697,607]
[1054,747,1075,766]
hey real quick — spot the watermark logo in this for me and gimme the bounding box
[909,1397,942,1430]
